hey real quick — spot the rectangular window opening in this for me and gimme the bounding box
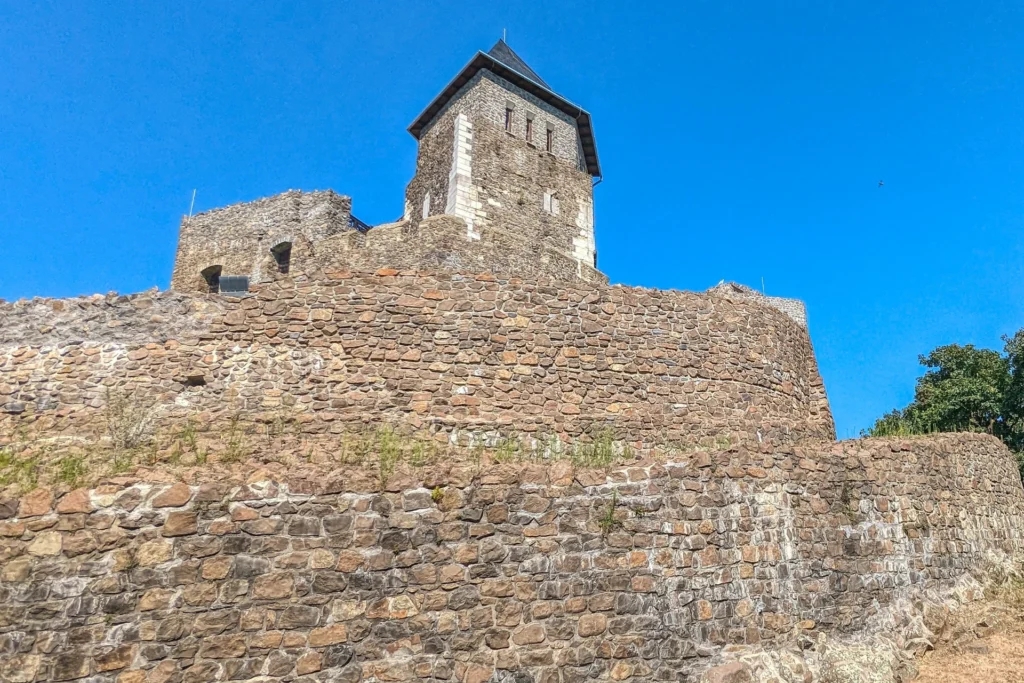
[526,116,534,142]
[545,127,554,152]
[505,107,513,132]
[272,243,291,274]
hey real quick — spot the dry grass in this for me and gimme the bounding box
[916,582,1024,683]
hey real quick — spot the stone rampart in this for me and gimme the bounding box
[1,434,1021,682]
[0,271,833,447]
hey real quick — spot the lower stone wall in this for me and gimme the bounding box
[1,434,1021,682]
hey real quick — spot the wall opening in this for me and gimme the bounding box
[271,242,292,274]
[546,125,554,152]
[505,106,514,132]
[544,191,560,215]
[526,114,534,143]
[201,265,222,293]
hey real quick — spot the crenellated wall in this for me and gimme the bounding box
[0,434,1021,682]
[0,271,832,448]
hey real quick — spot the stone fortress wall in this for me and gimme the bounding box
[707,283,808,329]
[171,189,605,296]
[1,433,1022,683]
[7,38,1024,683]
[0,270,832,447]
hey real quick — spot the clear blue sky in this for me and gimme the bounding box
[1,2,1022,438]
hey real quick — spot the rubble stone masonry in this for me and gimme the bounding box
[404,71,599,278]
[170,191,354,294]
[0,434,1022,682]
[0,271,833,446]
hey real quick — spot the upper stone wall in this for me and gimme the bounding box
[171,190,354,294]
[707,282,808,329]
[315,216,605,286]
[0,271,833,447]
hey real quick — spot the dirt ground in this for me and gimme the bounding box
[916,587,1024,683]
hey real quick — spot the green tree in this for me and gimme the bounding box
[868,332,1023,449]
[1002,329,1024,453]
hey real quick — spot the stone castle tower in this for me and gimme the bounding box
[170,41,604,294]
[403,40,601,275]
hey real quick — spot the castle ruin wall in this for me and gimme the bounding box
[0,272,833,447]
[170,190,354,294]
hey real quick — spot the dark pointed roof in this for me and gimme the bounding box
[408,41,601,177]
[486,40,550,89]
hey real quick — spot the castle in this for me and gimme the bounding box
[2,42,1023,683]
[171,41,605,296]
[2,41,831,447]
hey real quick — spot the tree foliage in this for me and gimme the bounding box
[868,329,1024,471]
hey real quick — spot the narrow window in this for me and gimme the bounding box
[422,191,431,219]
[201,265,222,294]
[526,116,534,143]
[271,242,291,274]
[545,126,554,152]
[505,107,513,132]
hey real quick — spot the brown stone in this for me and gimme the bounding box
[27,530,62,556]
[139,588,176,611]
[0,654,41,683]
[512,623,545,645]
[202,555,233,580]
[249,631,283,649]
[19,488,53,517]
[136,539,173,566]
[230,505,259,521]
[198,633,247,659]
[309,623,348,646]
[610,662,633,680]
[578,614,607,637]
[152,483,192,508]
[296,652,323,675]
[56,488,92,514]
[95,645,134,672]
[704,662,753,683]
[252,572,294,599]
[1,557,32,582]
[162,511,198,537]
[0,520,25,537]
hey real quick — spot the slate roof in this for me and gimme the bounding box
[408,40,601,177]
[486,40,551,89]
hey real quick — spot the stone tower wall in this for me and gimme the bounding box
[404,71,597,277]
[0,271,833,447]
[1,434,1022,682]
[171,191,354,294]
